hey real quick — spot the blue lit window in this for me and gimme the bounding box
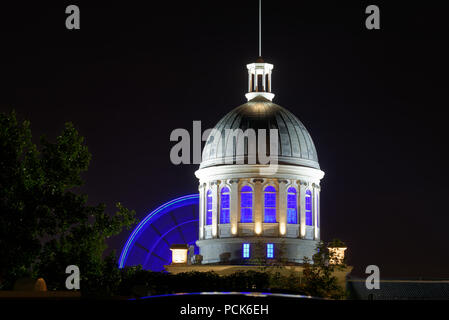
[206,190,213,225]
[287,187,297,224]
[264,186,276,223]
[240,186,253,223]
[305,190,313,226]
[267,243,274,259]
[243,243,250,258]
[220,187,230,224]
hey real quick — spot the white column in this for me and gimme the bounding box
[314,186,319,240]
[317,187,321,239]
[254,179,263,234]
[199,183,205,240]
[211,182,219,238]
[278,180,287,236]
[299,182,306,238]
[229,179,239,236]
[248,70,252,92]
[268,73,272,92]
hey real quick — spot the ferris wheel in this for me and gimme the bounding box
[119,194,199,271]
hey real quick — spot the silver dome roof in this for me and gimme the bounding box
[200,96,320,169]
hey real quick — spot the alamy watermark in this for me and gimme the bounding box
[65,5,80,30]
[365,265,380,289]
[365,5,380,30]
[170,121,279,175]
[65,265,80,290]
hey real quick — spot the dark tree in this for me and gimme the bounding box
[0,111,136,291]
[301,240,347,299]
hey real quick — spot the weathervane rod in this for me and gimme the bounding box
[259,0,262,57]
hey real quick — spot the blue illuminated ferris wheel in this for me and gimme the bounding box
[119,194,199,272]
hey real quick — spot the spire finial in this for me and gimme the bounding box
[259,0,262,57]
[245,0,274,102]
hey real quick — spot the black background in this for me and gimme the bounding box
[0,1,448,278]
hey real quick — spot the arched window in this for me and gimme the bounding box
[264,186,276,223]
[220,187,230,224]
[206,190,213,225]
[287,187,298,224]
[240,185,253,223]
[305,190,313,226]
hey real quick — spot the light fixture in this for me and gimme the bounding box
[170,244,189,264]
[279,223,286,235]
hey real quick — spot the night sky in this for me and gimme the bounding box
[1,1,448,278]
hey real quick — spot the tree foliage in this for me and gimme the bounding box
[0,111,136,290]
[301,241,347,299]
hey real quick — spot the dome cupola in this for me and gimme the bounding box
[245,57,275,101]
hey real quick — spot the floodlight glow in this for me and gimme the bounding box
[170,248,188,264]
[279,222,286,235]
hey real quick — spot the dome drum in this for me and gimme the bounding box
[196,237,318,264]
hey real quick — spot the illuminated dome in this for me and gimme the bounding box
[200,95,320,170]
[195,57,325,265]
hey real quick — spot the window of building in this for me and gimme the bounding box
[305,190,313,226]
[287,187,297,224]
[220,187,230,224]
[264,186,276,222]
[267,243,274,259]
[240,186,253,223]
[206,190,213,225]
[243,243,250,258]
